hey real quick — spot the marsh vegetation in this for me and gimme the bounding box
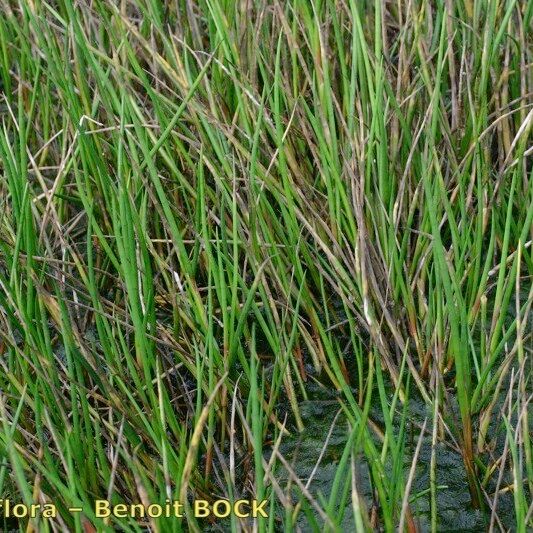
[0,0,531,531]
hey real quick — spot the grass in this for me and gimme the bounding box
[0,0,531,531]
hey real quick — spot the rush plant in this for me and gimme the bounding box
[0,0,531,531]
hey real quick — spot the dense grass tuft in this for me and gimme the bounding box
[0,0,531,531]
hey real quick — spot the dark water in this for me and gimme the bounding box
[275,380,518,532]
[272,289,532,530]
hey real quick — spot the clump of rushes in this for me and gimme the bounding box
[0,0,531,531]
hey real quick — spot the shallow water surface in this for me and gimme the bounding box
[276,380,518,531]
